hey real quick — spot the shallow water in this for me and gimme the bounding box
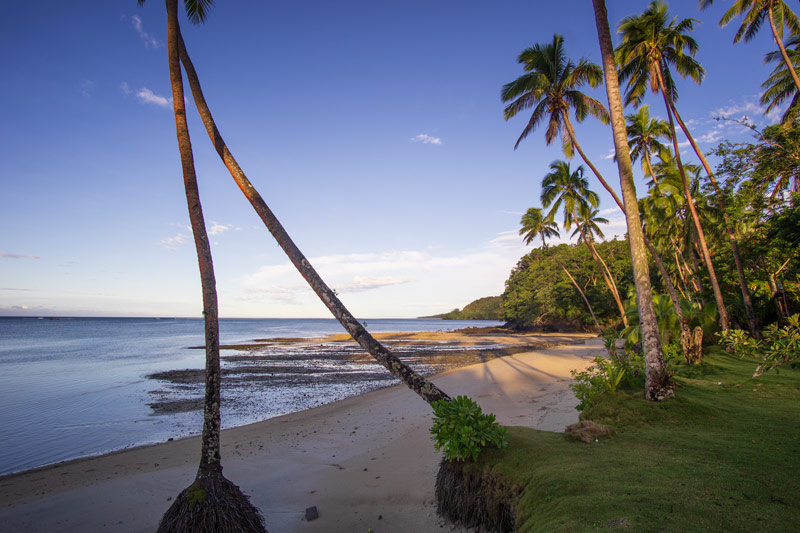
[0,317,501,475]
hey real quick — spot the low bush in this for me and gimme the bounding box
[570,353,644,411]
[719,314,800,377]
[430,395,508,461]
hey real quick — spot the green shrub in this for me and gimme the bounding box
[662,342,684,364]
[570,354,644,411]
[430,395,508,461]
[719,314,800,377]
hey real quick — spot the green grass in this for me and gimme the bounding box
[474,348,800,532]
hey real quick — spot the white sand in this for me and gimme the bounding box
[0,335,600,532]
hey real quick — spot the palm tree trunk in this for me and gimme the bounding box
[644,153,658,186]
[557,260,601,330]
[563,114,688,330]
[657,69,730,332]
[768,4,800,94]
[643,235,691,359]
[592,0,672,401]
[166,0,221,476]
[768,272,787,320]
[566,106,689,346]
[579,228,628,327]
[668,101,758,336]
[672,248,691,299]
[175,31,449,404]
[687,236,707,306]
[563,116,625,209]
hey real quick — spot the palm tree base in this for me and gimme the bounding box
[157,471,266,533]
[644,372,675,402]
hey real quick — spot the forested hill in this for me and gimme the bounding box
[503,239,636,329]
[422,296,503,320]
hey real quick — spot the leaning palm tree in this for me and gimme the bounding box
[519,207,601,330]
[616,0,740,333]
[154,0,266,531]
[701,0,800,93]
[168,4,451,407]
[626,105,672,185]
[591,0,673,401]
[762,34,800,124]
[541,161,628,327]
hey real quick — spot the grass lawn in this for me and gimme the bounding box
[473,348,800,531]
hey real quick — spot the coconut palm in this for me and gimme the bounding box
[519,207,559,248]
[626,105,672,185]
[762,34,800,124]
[701,0,800,93]
[519,207,600,329]
[591,0,673,401]
[570,205,609,244]
[153,0,266,531]
[616,0,739,333]
[502,35,629,200]
[541,161,628,327]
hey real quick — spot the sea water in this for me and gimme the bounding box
[0,317,501,475]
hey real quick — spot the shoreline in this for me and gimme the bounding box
[0,332,599,532]
[3,331,592,476]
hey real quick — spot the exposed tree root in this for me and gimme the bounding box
[157,471,266,533]
[435,457,520,532]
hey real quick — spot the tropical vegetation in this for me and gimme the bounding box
[501,0,800,404]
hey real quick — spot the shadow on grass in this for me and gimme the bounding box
[437,347,800,531]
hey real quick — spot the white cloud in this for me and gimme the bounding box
[710,95,787,128]
[712,99,764,118]
[119,82,133,95]
[130,15,161,49]
[240,238,527,313]
[336,276,411,293]
[159,233,189,249]
[410,133,442,145]
[599,206,623,217]
[208,222,233,236]
[137,88,171,108]
[602,149,616,160]
[698,128,723,144]
[1,252,40,259]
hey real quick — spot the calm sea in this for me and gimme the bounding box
[0,317,501,475]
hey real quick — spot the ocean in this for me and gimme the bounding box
[0,317,502,476]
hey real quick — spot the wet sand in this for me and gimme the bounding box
[0,331,599,532]
[146,329,591,416]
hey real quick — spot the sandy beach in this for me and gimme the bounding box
[0,332,600,532]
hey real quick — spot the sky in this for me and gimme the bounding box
[0,0,786,318]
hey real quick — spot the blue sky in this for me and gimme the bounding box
[0,0,784,318]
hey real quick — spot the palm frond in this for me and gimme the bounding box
[184,0,214,24]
